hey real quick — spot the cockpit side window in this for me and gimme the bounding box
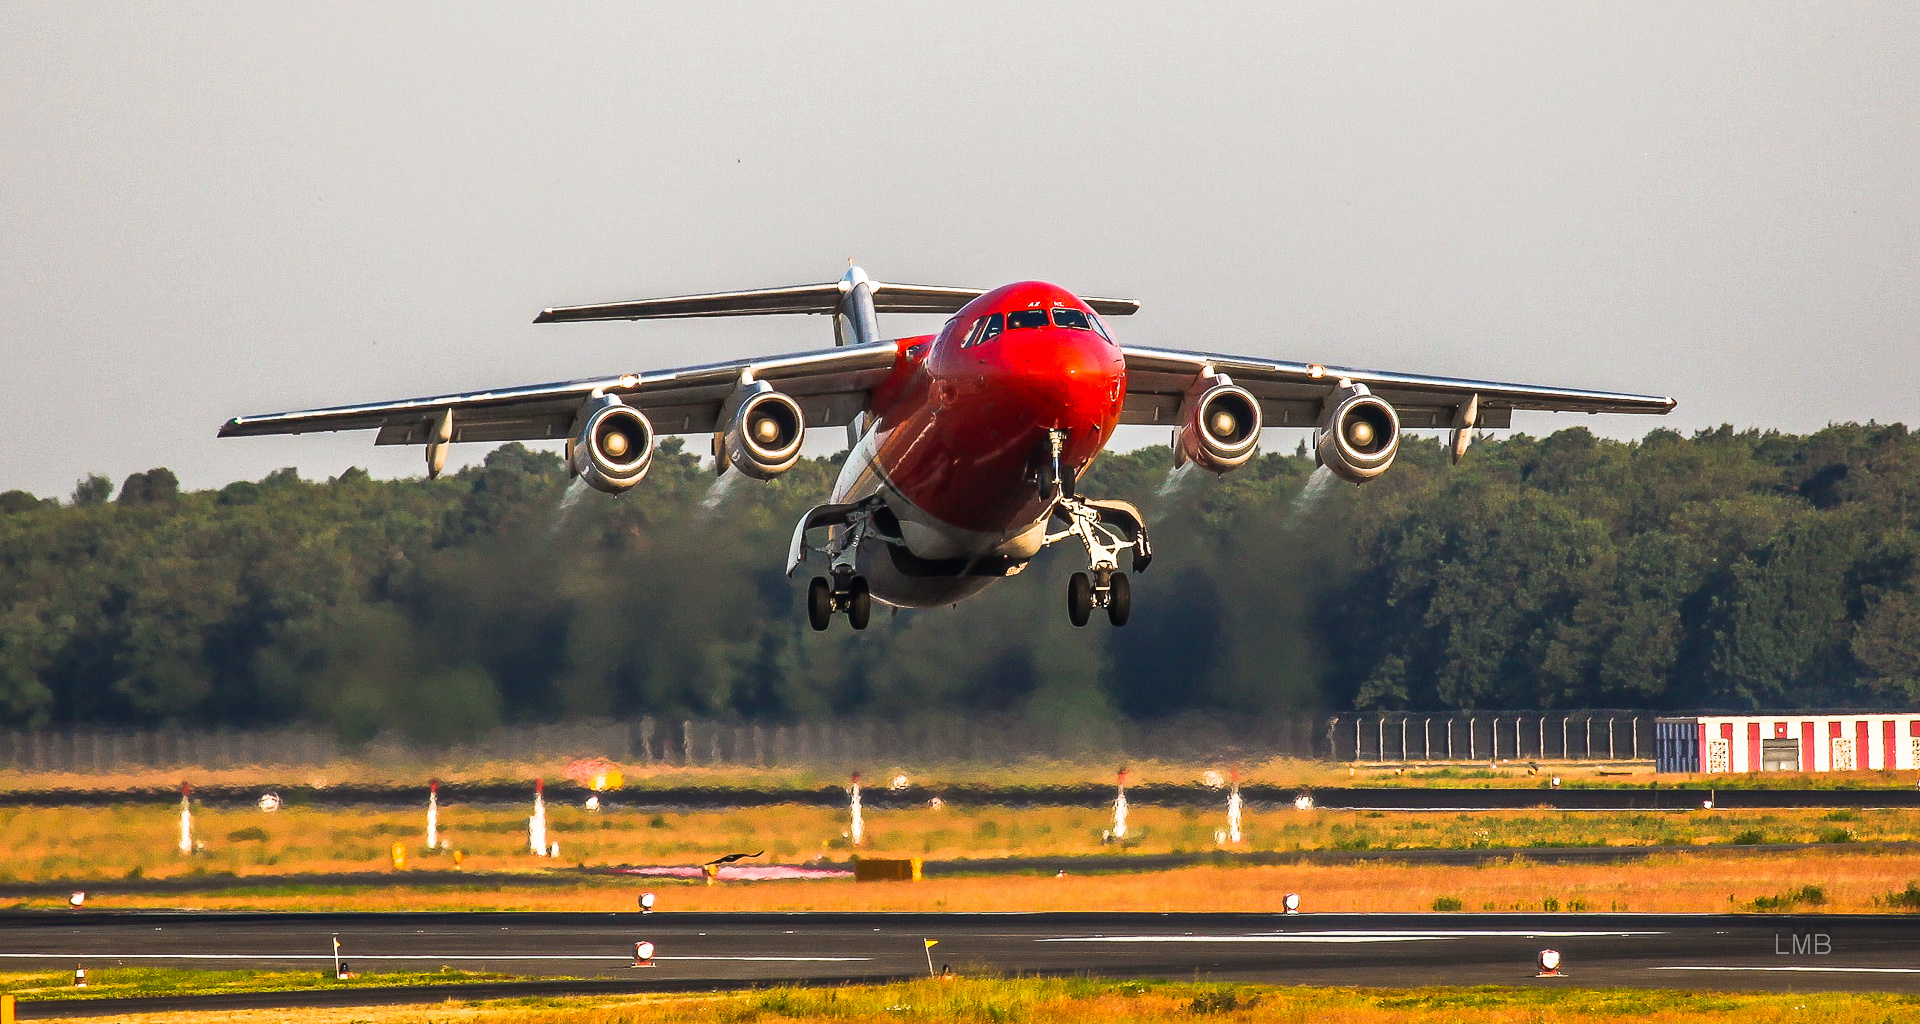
[1007,309,1050,330]
[1089,313,1114,343]
[1051,308,1091,330]
[964,313,1004,348]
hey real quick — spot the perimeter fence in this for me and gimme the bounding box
[0,711,1660,774]
[0,714,1322,774]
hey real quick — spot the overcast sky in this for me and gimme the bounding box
[3,3,1916,498]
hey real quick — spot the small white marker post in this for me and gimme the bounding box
[923,939,937,977]
[331,935,341,980]
[1227,769,1243,844]
[849,774,864,847]
[427,780,439,852]
[177,783,193,855]
[73,963,85,987]
[529,779,547,856]
[1112,768,1129,841]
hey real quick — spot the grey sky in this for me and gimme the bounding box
[3,3,1916,498]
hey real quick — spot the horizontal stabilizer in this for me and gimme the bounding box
[536,279,1140,323]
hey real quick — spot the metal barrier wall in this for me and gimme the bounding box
[1326,713,1652,762]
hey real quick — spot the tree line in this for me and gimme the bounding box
[2,422,1917,745]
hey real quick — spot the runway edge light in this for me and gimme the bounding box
[1536,949,1564,977]
[639,892,656,913]
[1283,893,1300,914]
[634,941,656,967]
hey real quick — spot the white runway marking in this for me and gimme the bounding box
[1044,930,1662,944]
[1652,966,1920,975]
[0,953,868,963]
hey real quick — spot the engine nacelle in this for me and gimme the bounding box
[1175,379,1262,473]
[722,382,805,480]
[568,396,655,494]
[1314,383,1400,483]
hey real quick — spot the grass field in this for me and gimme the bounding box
[10,850,1920,916]
[12,977,1920,1024]
[2,798,1916,887]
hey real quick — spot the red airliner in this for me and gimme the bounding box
[222,266,1674,630]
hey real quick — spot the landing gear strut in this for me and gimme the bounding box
[807,572,871,631]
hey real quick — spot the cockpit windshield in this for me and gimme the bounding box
[1050,308,1091,330]
[1006,309,1050,330]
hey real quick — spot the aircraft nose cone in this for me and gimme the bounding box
[1000,327,1124,428]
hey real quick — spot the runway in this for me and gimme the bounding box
[4,910,1919,1016]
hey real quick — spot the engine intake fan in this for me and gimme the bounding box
[1314,382,1400,483]
[568,395,655,493]
[1175,377,1262,473]
[722,382,806,480]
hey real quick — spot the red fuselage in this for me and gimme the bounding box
[830,282,1126,606]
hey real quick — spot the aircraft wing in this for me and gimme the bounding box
[218,342,900,446]
[1118,345,1675,430]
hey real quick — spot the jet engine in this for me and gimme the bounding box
[1175,379,1262,473]
[568,396,655,493]
[722,382,806,480]
[1314,382,1400,483]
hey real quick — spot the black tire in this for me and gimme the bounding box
[1107,571,1131,627]
[807,577,833,632]
[1067,572,1093,627]
[847,576,872,630]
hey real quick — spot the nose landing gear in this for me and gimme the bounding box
[1048,495,1150,628]
[1066,569,1132,628]
[807,572,872,631]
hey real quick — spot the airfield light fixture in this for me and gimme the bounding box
[639,892,656,913]
[1283,893,1301,914]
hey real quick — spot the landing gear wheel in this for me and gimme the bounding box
[847,576,872,630]
[807,577,833,632]
[1067,572,1093,627]
[1107,572,1131,627]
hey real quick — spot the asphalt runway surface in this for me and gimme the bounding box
[5,910,1920,1016]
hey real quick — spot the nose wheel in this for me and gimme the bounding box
[807,574,871,631]
[1067,570,1131,627]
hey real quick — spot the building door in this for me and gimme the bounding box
[1760,738,1799,772]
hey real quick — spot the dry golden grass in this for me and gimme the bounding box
[21,979,1920,1024]
[11,850,1920,916]
[5,796,1917,888]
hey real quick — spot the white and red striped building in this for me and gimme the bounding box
[1655,713,1920,774]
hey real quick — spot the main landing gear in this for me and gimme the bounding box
[807,572,871,631]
